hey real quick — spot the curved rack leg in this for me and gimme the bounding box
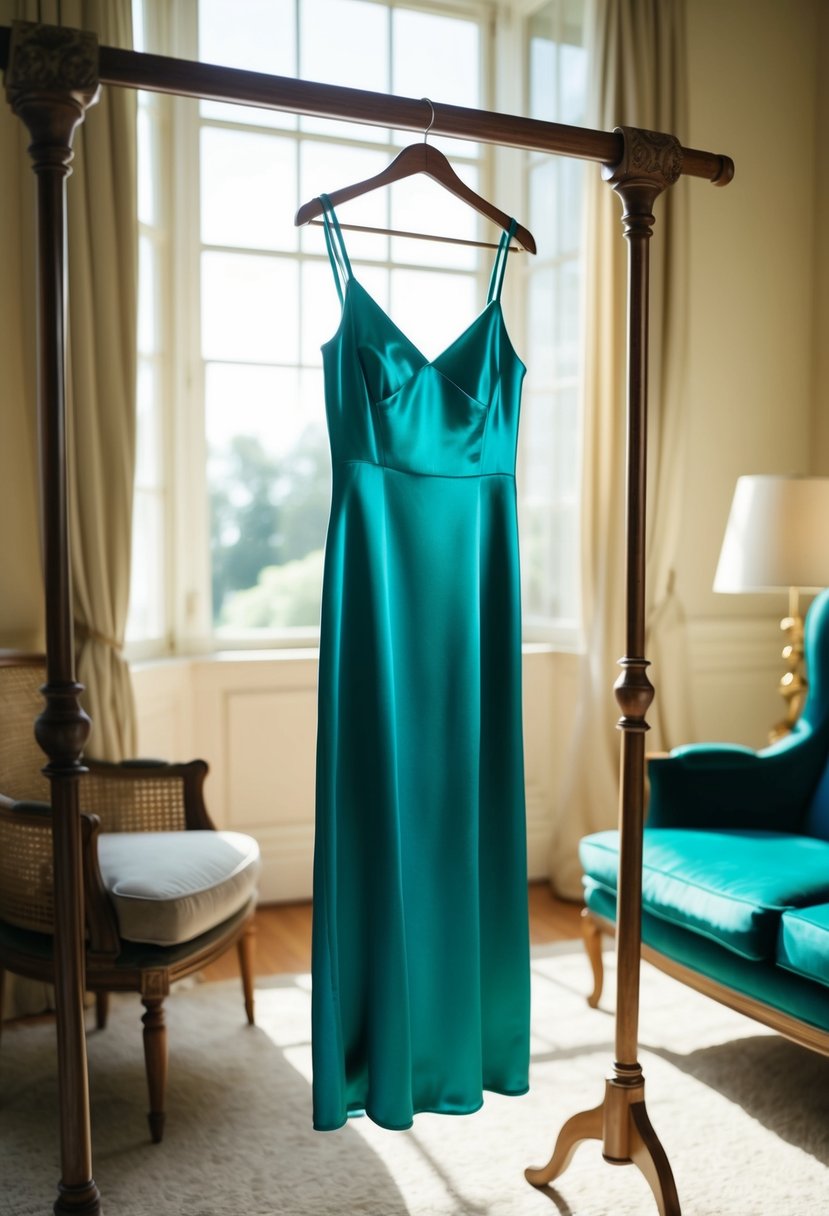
[629,1100,681,1216]
[525,1102,603,1187]
[526,1077,681,1215]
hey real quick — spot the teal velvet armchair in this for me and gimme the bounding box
[579,588,829,1054]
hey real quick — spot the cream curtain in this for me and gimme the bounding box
[64,0,138,761]
[550,0,694,898]
[0,0,136,1015]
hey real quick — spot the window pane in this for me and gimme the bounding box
[137,104,156,226]
[389,270,477,362]
[201,252,299,363]
[559,156,585,254]
[529,159,557,255]
[560,42,588,126]
[528,16,557,122]
[391,10,480,156]
[527,267,555,389]
[127,490,165,641]
[206,362,320,459]
[301,262,343,363]
[393,10,479,105]
[206,363,330,630]
[199,0,297,128]
[389,170,480,271]
[521,0,586,631]
[201,128,297,251]
[136,360,162,487]
[556,261,581,381]
[131,0,145,53]
[138,235,158,356]
[199,0,295,75]
[299,143,390,262]
[300,0,389,142]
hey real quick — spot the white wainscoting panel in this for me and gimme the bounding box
[130,620,783,903]
[131,659,195,761]
[131,646,563,902]
[686,615,784,748]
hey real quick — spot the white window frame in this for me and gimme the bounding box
[128,0,584,661]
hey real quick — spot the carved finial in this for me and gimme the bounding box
[5,20,98,94]
[5,21,100,175]
[604,126,682,190]
[602,126,683,237]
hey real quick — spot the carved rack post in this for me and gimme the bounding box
[5,21,101,1216]
[526,127,684,1215]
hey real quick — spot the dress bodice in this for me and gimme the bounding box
[319,208,526,479]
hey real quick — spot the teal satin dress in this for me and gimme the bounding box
[312,196,530,1131]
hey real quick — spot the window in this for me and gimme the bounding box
[128,1,170,652]
[519,0,586,638]
[128,0,588,654]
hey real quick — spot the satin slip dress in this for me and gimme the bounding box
[312,195,530,1131]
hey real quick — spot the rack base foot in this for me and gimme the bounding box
[525,1075,680,1216]
[53,1178,102,1216]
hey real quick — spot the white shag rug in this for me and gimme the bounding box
[1,944,828,1216]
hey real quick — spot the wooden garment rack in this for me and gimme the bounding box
[0,19,733,1216]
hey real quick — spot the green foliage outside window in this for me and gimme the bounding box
[210,426,330,629]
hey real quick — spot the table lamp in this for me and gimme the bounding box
[714,474,829,740]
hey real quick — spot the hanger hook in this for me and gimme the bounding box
[421,97,436,144]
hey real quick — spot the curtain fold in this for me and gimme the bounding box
[549,0,694,898]
[64,0,138,761]
[0,0,136,1018]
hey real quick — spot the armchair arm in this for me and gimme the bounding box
[647,730,826,832]
[0,795,55,935]
[0,794,120,956]
[82,758,215,833]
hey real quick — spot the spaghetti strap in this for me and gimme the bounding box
[319,194,353,307]
[486,218,518,305]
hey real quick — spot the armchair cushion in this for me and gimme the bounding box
[97,830,260,947]
[579,828,829,961]
[777,904,829,988]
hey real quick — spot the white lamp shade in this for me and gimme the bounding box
[714,475,829,593]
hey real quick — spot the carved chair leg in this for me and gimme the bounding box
[95,992,109,1030]
[237,919,256,1025]
[581,908,604,1008]
[141,997,168,1144]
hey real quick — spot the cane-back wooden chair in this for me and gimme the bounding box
[0,653,260,1142]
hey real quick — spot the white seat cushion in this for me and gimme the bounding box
[97,830,260,947]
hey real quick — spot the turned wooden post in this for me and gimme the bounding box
[604,125,681,1100]
[5,20,101,1216]
[527,126,684,1216]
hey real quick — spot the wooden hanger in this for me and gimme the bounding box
[295,103,536,254]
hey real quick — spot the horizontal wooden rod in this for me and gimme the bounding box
[0,26,734,186]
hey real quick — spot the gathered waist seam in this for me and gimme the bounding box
[335,460,516,481]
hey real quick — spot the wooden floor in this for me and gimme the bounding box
[203,882,583,981]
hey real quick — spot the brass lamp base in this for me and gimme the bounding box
[769,587,807,742]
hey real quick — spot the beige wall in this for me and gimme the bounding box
[679,0,820,624]
[672,0,824,746]
[814,0,829,473]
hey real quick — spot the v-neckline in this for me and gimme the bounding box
[348,277,501,370]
